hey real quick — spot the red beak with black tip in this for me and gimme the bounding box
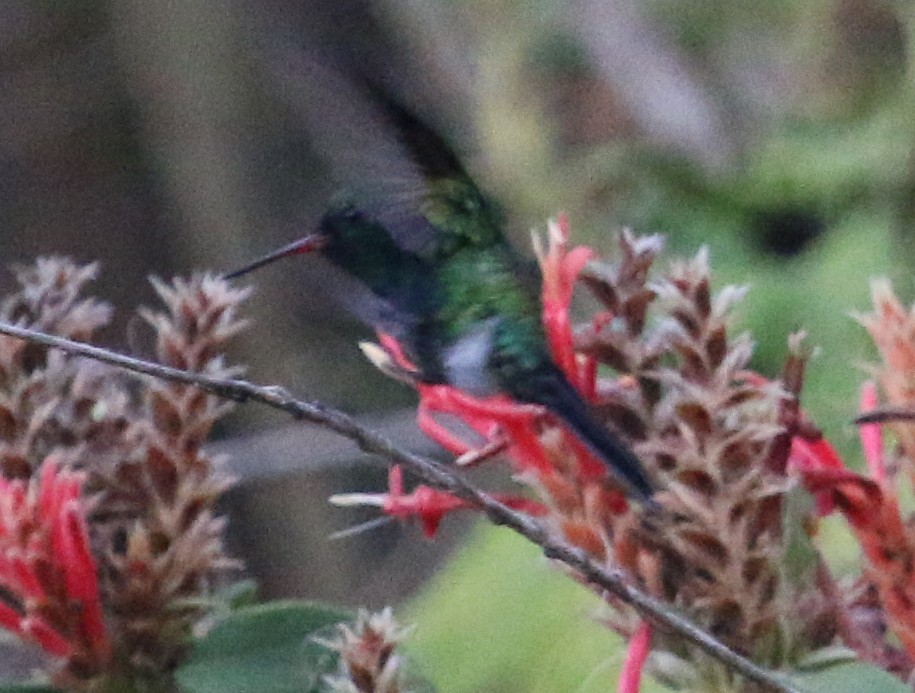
[223,234,327,280]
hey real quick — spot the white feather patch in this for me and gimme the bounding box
[444,318,501,397]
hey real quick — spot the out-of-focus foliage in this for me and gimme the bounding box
[406,527,668,693]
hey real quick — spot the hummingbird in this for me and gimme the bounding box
[227,58,655,504]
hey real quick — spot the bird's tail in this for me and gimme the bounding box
[519,368,656,505]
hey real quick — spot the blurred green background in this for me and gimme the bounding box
[1,0,913,689]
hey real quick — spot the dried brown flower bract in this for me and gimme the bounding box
[322,607,413,693]
[0,259,116,478]
[102,274,248,679]
[0,259,247,689]
[578,237,843,689]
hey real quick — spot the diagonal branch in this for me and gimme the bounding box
[0,320,798,693]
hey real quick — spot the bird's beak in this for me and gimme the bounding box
[223,234,327,280]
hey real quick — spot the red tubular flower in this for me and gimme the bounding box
[790,436,881,519]
[378,330,559,477]
[0,601,22,633]
[858,381,887,485]
[790,382,915,658]
[22,617,72,658]
[0,457,109,670]
[383,465,467,537]
[789,388,888,530]
[331,466,546,538]
[535,215,597,392]
[416,385,554,475]
[618,621,652,693]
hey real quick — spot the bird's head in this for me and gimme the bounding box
[225,203,392,281]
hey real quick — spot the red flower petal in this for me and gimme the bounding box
[375,466,546,537]
[0,460,109,664]
[538,216,597,388]
[618,621,652,693]
[8,550,45,600]
[858,381,886,484]
[0,601,22,634]
[21,616,72,658]
[58,502,102,604]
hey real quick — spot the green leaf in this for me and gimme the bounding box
[785,661,910,693]
[218,579,260,610]
[170,579,261,615]
[406,526,670,693]
[176,600,351,693]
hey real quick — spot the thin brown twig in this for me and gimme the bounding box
[0,320,799,693]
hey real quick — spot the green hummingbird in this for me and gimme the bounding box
[227,63,655,503]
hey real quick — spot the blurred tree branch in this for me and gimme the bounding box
[569,0,739,170]
[0,319,798,693]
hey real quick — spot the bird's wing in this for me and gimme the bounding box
[262,43,488,256]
